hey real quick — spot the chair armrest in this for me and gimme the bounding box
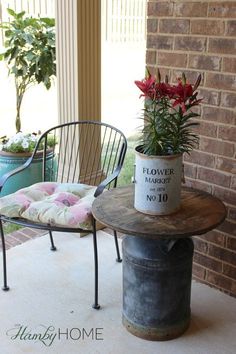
[0,156,33,193]
[94,169,119,197]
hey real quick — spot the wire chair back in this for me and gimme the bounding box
[33,121,127,187]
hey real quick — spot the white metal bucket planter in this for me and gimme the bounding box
[134,146,183,215]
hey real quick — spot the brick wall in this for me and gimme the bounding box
[146,0,236,296]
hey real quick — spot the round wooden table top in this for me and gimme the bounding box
[92,185,227,239]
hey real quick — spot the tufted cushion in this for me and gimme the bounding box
[0,182,98,230]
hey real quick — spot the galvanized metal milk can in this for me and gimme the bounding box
[122,236,194,340]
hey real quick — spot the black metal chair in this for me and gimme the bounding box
[0,121,127,309]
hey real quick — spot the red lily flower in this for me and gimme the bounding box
[171,79,195,112]
[134,74,156,99]
[155,82,172,99]
[135,69,202,113]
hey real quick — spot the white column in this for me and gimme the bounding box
[55,0,79,123]
[55,0,101,124]
[55,0,102,185]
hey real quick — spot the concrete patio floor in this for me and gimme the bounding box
[0,230,235,354]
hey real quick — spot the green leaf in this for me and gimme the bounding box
[11,47,20,60]
[4,29,13,37]
[26,52,35,61]
[22,33,34,44]
[40,17,55,27]
[7,8,17,17]
[16,11,26,19]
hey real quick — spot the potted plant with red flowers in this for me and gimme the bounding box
[134,69,202,215]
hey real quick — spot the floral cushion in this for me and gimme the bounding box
[0,182,98,230]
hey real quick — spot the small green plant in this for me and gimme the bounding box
[117,134,139,186]
[0,8,56,133]
[3,222,22,234]
[135,69,202,156]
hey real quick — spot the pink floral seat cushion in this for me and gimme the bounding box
[0,182,98,230]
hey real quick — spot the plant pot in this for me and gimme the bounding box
[0,150,56,196]
[133,146,183,215]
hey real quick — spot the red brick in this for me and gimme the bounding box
[218,220,236,237]
[223,58,236,74]
[223,264,236,280]
[216,156,236,174]
[193,237,208,253]
[208,244,236,266]
[201,230,226,247]
[175,36,206,52]
[194,252,223,273]
[228,208,236,221]
[189,54,221,71]
[208,2,236,18]
[199,89,220,106]
[146,50,156,65]
[227,236,236,251]
[191,19,225,35]
[3,242,11,250]
[173,69,203,85]
[5,235,21,247]
[202,106,236,125]
[226,20,236,36]
[184,149,215,168]
[231,176,236,191]
[147,34,173,50]
[175,2,208,17]
[147,18,158,33]
[200,137,235,157]
[218,126,236,143]
[189,104,201,116]
[221,92,236,108]
[185,178,212,193]
[145,0,236,297]
[147,1,173,17]
[21,228,46,238]
[206,270,236,294]
[213,186,236,206]
[149,66,171,81]
[10,231,30,243]
[198,167,231,188]
[157,52,187,68]
[183,163,197,179]
[218,219,236,236]
[192,263,206,279]
[206,73,236,92]
[193,121,218,138]
[159,19,190,34]
[209,38,236,55]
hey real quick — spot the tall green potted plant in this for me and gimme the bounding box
[134,69,202,215]
[0,8,56,196]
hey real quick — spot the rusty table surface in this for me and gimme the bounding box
[92,185,227,239]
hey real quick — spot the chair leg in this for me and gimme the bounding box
[114,230,122,262]
[0,219,10,291]
[92,218,100,310]
[49,231,57,251]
